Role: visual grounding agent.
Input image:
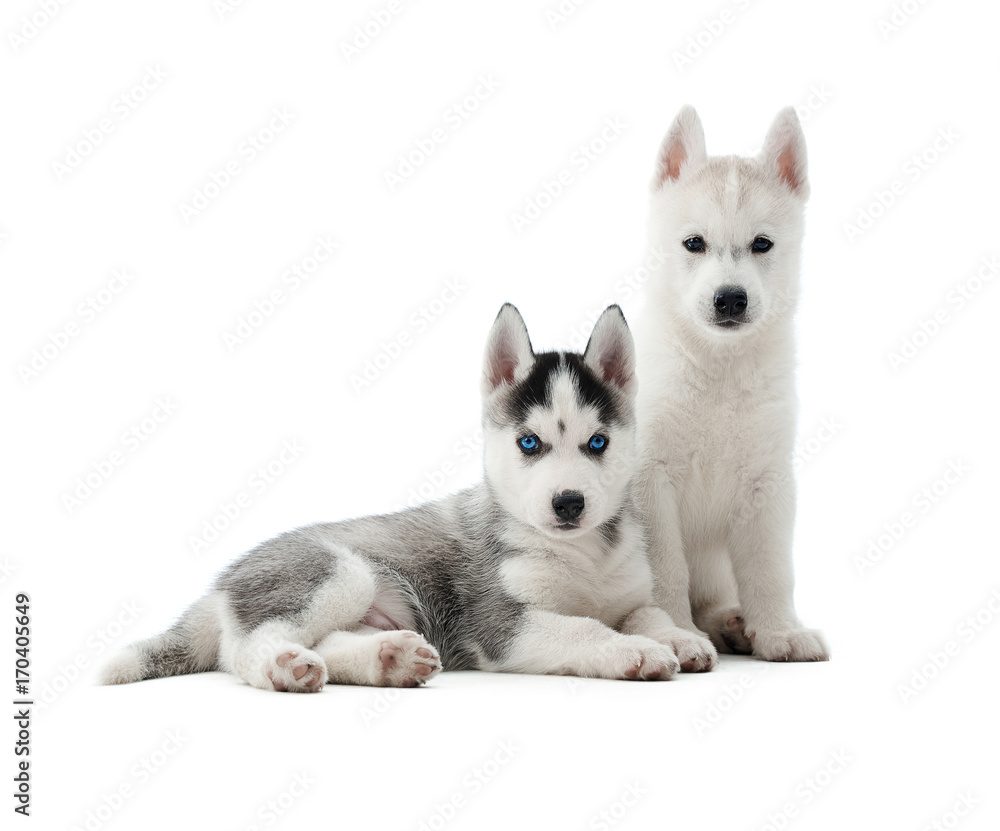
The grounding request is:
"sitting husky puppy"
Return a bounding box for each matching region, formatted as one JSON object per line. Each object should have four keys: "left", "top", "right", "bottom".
{"left": 102, "top": 304, "right": 712, "bottom": 693}
{"left": 635, "top": 107, "right": 830, "bottom": 662}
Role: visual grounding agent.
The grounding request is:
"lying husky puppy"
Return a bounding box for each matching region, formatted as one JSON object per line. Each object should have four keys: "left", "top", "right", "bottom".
{"left": 636, "top": 107, "right": 830, "bottom": 662}
{"left": 102, "top": 304, "right": 712, "bottom": 692}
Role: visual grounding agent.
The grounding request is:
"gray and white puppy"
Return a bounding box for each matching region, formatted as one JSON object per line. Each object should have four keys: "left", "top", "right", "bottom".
{"left": 102, "top": 304, "right": 711, "bottom": 693}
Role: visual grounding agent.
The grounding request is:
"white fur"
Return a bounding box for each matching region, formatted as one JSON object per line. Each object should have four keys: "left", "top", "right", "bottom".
{"left": 636, "top": 107, "right": 829, "bottom": 662}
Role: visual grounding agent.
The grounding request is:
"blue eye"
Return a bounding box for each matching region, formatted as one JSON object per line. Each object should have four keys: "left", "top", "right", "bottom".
{"left": 519, "top": 435, "right": 539, "bottom": 453}
{"left": 588, "top": 435, "right": 607, "bottom": 452}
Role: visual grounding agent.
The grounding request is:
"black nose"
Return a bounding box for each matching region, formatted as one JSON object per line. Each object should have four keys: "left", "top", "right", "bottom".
{"left": 552, "top": 491, "right": 585, "bottom": 522}
{"left": 714, "top": 288, "right": 748, "bottom": 318}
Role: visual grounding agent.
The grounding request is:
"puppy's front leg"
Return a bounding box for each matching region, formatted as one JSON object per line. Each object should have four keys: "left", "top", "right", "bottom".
{"left": 620, "top": 605, "right": 717, "bottom": 672}
{"left": 636, "top": 461, "right": 702, "bottom": 634}
{"left": 729, "top": 468, "right": 829, "bottom": 662}
{"left": 497, "top": 610, "right": 679, "bottom": 680}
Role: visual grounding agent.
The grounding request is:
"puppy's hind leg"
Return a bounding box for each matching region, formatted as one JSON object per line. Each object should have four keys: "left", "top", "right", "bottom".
{"left": 692, "top": 607, "right": 754, "bottom": 655}
{"left": 688, "top": 545, "right": 752, "bottom": 655}
{"left": 227, "top": 623, "right": 329, "bottom": 693}
{"left": 316, "top": 627, "right": 442, "bottom": 688}
{"left": 216, "top": 538, "right": 382, "bottom": 692}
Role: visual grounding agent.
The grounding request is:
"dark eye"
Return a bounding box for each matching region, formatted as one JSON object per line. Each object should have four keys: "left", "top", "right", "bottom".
{"left": 588, "top": 435, "right": 607, "bottom": 453}
{"left": 518, "top": 435, "right": 540, "bottom": 453}
{"left": 684, "top": 236, "right": 706, "bottom": 253}
{"left": 751, "top": 237, "right": 773, "bottom": 253}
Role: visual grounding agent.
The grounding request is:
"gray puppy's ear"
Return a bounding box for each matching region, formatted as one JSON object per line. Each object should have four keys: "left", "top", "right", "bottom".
{"left": 482, "top": 303, "right": 534, "bottom": 396}
{"left": 651, "top": 105, "right": 707, "bottom": 191}
{"left": 758, "top": 107, "right": 810, "bottom": 200}
{"left": 583, "top": 305, "right": 636, "bottom": 398}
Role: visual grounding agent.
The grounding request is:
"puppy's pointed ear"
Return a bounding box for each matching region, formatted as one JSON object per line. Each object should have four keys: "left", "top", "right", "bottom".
{"left": 583, "top": 305, "right": 636, "bottom": 398}
{"left": 482, "top": 304, "right": 534, "bottom": 397}
{"left": 651, "top": 105, "right": 706, "bottom": 191}
{"left": 759, "top": 107, "right": 809, "bottom": 200}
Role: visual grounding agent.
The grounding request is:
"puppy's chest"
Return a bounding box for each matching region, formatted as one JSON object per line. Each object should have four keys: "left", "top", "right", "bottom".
{"left": 499, "top": 540, "right": 650, "bottom": 627}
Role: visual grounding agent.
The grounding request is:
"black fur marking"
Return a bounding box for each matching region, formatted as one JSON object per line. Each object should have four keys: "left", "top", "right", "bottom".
{"left": 215, "top": 534, "right": 336, "bottom": 631}
{"left": 558, "top": 420, "right": 565, "bottom": 434}
{"left": 598, "top": 513, "right": 622, "bottom": 548}
{"left": 503, "top": 351, "right": 622, "bottom": 426}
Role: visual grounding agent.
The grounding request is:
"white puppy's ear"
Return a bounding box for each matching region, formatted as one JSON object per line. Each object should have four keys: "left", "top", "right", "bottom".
{"left": 651, "top": 105, "right": 706, "bottom": 190}
{"left": 583, "top": 305, "right": 636, "bottom": 398}
{"left": 482, "top": 303, "right": 534, "bottom": 396}
{"left": 759, "top": 107, "right": 810, "bottom": 200}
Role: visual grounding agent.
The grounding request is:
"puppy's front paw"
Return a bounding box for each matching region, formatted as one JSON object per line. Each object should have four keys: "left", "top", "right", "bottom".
{"left": 377, "top": 630, "right": 442, "bottom": 687}
{"left": 662, "top": 627, "right": 718, "bottom": 672}
{"left": 752, "top": 628, "right": 830, "bottom": 662}
{"left": 267, "top": 648, "right": 328, "bottom": 692}
{"left": 605, "top": 636, "right": 679, "bottom": 681}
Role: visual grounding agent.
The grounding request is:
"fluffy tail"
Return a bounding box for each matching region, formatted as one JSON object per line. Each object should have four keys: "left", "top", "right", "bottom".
{"left": 100, "top": 596, "right": 221, "bottom": 685}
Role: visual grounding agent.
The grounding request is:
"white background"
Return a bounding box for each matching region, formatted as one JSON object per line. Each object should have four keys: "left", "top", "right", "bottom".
{"left": 4, "top": 0, "right": 999, "bottom": 828}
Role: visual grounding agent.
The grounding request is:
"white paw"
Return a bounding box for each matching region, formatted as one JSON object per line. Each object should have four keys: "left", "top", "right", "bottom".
{"left": 752, "top": 628, "right": 830, "bottom": 662}
{"left": 662, "top": 627, "right": 718, "bottom": 672}
{"left": 602, "top": 635, "right": 680, "bottom": 681}
{"left": 267, "top": 648, "right": 328, "bottom": 692}
{"left": 377, "top": 631, "right": 442, "bottom": 687}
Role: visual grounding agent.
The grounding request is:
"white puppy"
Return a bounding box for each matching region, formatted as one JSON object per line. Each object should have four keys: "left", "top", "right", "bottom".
{"left": 635, "top": 106, "right": 830, "bottom": 662}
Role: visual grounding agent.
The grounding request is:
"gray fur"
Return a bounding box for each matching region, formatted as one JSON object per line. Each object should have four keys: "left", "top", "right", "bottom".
{"left": 215, "top": 530, "right": 337, "bottom": 631}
